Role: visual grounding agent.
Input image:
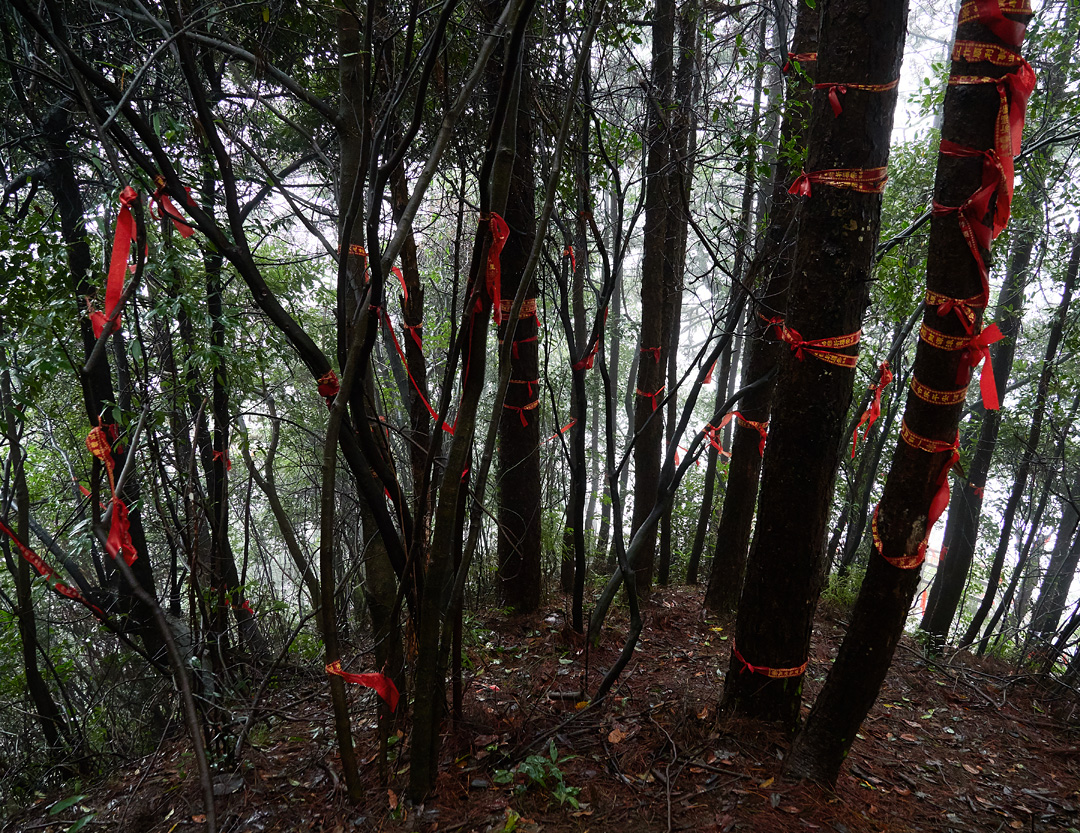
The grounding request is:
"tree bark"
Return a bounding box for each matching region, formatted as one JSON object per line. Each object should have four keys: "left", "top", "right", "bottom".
{"left": 721, "top": 0, "right": 908, "bottom": 727}
{"left": 785, "top": 0, "right": 1033, "bottom": 783}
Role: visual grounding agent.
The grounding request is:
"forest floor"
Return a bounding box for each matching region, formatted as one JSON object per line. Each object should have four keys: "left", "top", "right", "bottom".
{"left": 6, "top": 585, "right": 1080, "bottom": 833}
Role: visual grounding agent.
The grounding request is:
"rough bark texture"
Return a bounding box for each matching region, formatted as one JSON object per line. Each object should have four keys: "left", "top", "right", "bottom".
{"left": 630, "top": 0, "right": 676, "bottom": 596}
{"left": 703, "top": 0, "right": 817, "bottom": 614}
{"left": 721, "top": 0, "right": 907, "bottom": 727}
{"left": 784, "top": 0, "right": 1032, "bottom": 784}
{"left": 497, "top": 61, "right": 542, "bottom": 614}
{"left": 920, "top": 229, "right": 1034, "bottom": 648}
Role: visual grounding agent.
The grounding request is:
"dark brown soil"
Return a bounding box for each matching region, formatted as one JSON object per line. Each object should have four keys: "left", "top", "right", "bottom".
{"left": 7, "top": 586, "right": 1080, "bottom": 833}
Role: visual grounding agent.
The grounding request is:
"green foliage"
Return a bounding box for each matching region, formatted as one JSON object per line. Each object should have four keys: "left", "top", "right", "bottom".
{"left": 494, "top": 740, "right": 581, "bottom": 809}
{"left": 820, "top": 565, "right": 866, "bottom": 614}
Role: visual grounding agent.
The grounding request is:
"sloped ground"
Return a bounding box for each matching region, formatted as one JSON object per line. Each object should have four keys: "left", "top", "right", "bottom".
{"left": 6, "top": 586, "right": 1079, "bottom": 832}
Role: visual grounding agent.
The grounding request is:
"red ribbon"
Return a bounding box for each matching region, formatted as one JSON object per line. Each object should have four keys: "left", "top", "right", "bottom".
{"left": 152, "top": 176, "right": 195, "bottom": 238}
{"left": 378, "top": 308, "right": 454, "bottom": 434}
{"left": 958, "top": 323, "right": 1004, "bottom": 410}
{"left": 572, "top": 338, "right": 600, "bottom": 371}
{"left": 213, "top": 450, "right": 232, "bottom": 471}
{"left": 563, "top": 244, "right": 576, "bottom": 273}
{"left": 974, "top": 0, "right": 1027, "bottom": 46}
{"left": 637, "top": 386, "right": 664, "bottom": 412}
{"left": 95, "top": 187, "right": 139, "bottom": 338}
{"left": 0, "top": 519, "right": 106, "bottom": 616}
{"left": 788, "top": 167, "right": 888, "bottom": 197}
{"left": 940, "top": 140, "right": 1011, "bottom": 239}
{"left": 779, "top": 325, "right": 861, "bottom": 368}
{"left": 405, "top": 324, "right": 423, "bottom": 350}
{"left": 326, "top": 660, "right": 399, "bottom": 712}
{"left": 546, "top": 419, "right": 576, "bottom": 443}
{"left": 932, "top": 183, "right": 995, "bottom": 302}
{"left": 486, "top": 213, "right": 509, "bottom": 324}
{"left": 704, "top": 360, "right": 716, "bottom": 384}
{"left": 703, "top": 413, "right": 735, "bottom": 458}
{"left": 106, "top": 497, "right": 137, "bottom": 566}
{"left": 317, "top": 370, "right": 340, "bottom": 400}
{"left": 815, "top": 79, "right": 899, "bottom": 117}
{"left": 851, "top": 361, "right": 894, "bottom": 459}
{"left": 641, "top": 346, "right": 662, "bottom": 364}
{"left": 392, "top": 266, "right": 408, "bottom": 303}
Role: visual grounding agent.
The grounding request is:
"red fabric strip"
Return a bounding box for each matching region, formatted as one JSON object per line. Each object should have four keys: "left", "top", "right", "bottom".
{"left": 851, "top": 362, "right": 894, "bottom": 458}
{"left": 326, "top": 660, "right": 399, "bottom": 712}
{"left": 486, "top": 214, "right": 510, "bottom": 324}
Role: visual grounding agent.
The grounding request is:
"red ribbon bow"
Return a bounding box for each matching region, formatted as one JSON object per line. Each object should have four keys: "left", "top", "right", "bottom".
{"left": 958, "top": 323, "right": 1004, "bottom": 410}
{"left": 152, "top": 175, "right": 195, "bottom": 238}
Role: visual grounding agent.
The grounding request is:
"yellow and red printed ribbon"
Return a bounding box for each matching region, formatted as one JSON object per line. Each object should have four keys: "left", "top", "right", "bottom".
{"left": 85, "top": 424, "right": 137, "bottom": 566}
{"left": 901, "top": 420, "right": 961, "bottom": 537}
{"left": 788, "top": 166, "right": 888, "bottom": 197}
{"left": 485, "top": 213, "right": 510, "bottom": 324}
{"left": 870, "top": 506, "right": 926, "bottom": 569}
{"left": 958, "top": 0, "right": 1032, "bottom": 47}
{"left": 948, "top": 59, "right": 1036, "bottom": 232}
{"left": 735, "top": 414, "right": 769, "bottom": 457}
{"left": 509, "top": 378, "right": 539, "bottom": 399}
{"left": 851, "top": 361, "right": 893, "bottom": 458}
{"left": 0, "top": 519, "right": 106, "bottom": 616}
{"left": 926, "top": 289, "right": 986, "bottom": 334}
{"left": 326, "top": 660, "right": 399, "bottom": 712}
{"left": 931, "top": 183, "right": 995, "bottom": 302}
{"left": 499, "top": 297, "right": 539, "bottom": 321}
{"left": 957, "top": 323, "right": 1004, "bottom": 409}
{"left": 939, "top": 139, "right": 1012, "bottom": 238}
{"left": 92, "top": 186, "right": 139, "bottom": 339}
{"left": 732, "top": 641, "right": 808, "bottom": 679}
{"left": 637, "top": 386, "right": 665, "bottom": 412}
{"left": 779, "top": 325, "right": 861, "bottom": 368}
{"left": 910, "top": 377, "right": 969, "bottom": 406}
{"left": 151, "top": 175, "right": 195, "bottom": 239}
{"left": 952, "top": 40, "right": 1024, "bottom": 67}
{"left": 814, "top": 79, "right": 899, "bottom": 117}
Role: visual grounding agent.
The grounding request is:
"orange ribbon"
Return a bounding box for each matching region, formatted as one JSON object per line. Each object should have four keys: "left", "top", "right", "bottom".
{"left": 326, "top": 660, "right": 399, "bottom": 712}
{"left": 815, "top": 79, "right": 898, "bottom": 117}
{"left": 788, "top": 167, "right": 888, "bottom": 197}
{"left": 546, "top": 419, "right": 577, "bottom": 443}
{"left": 851, "top": 361, "right": 893, "bottom": 458}
{"left": 486, "top": 213, "right": 510, "bottom": 324}
{"left": 732, "top": 641, "right": 808, "bottom": 679}
{"left": 958, "top": 323, "right": 1004, "bottom": 410}
{"left": 779, "top": 325, "right": 861, "bottom": 368}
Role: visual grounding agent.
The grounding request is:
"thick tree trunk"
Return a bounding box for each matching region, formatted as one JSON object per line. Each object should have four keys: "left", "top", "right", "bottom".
{"left": 785, "top": 0, "right": 1033, "bottom": 783}
{"left": 497, "top": 60, "right": 542, "bottom": 614}
{"left": 703, "top": 0, "right": 817, "bottom": 614}
{"left": 920, "top": 228, "right": 1035, "bottom": 648}
{"left": 630, "top": 0, "right": 676, "bottom": 596}
{"left": 721, "top": 0, "right": 908, "bottom": 727}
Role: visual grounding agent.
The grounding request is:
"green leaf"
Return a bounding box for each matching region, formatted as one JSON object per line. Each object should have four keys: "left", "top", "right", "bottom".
{"left": 50, "top": 795, "right": 87, "bottom": 815}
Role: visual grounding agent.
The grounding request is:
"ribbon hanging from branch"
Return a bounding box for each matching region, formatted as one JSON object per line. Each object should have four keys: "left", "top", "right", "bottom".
{"left": 326, "top": 660, "right": 399, "bottom": 712}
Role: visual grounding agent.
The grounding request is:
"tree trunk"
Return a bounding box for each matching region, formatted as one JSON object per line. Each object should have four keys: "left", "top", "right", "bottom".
{"left": 630, "top": 0, "right": 676, "bottom": 596}
{"left": 703, "top": 0, "right": 818, "bottom": 614}
{"left": 785, "top": 0, "right": 1033, "bottom": 783}
{"left": 497, "top": 59, "right": 542, "bottom": 613}
{"left": 721, "top": 0, "right": 908, "bottom": 728}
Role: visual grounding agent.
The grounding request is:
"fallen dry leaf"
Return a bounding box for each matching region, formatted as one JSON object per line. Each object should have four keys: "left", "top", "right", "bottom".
{"left": 388, "top": 788, "right": 398, "bottom": 810}
{"left": 963, "top": 763, "right": 980, "bottom": 774}
{"left": 759, "top": 777, "right": 774, "bottom": 788}
{"left": 608, "top": 726, "right": 627, "bottom": 744}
